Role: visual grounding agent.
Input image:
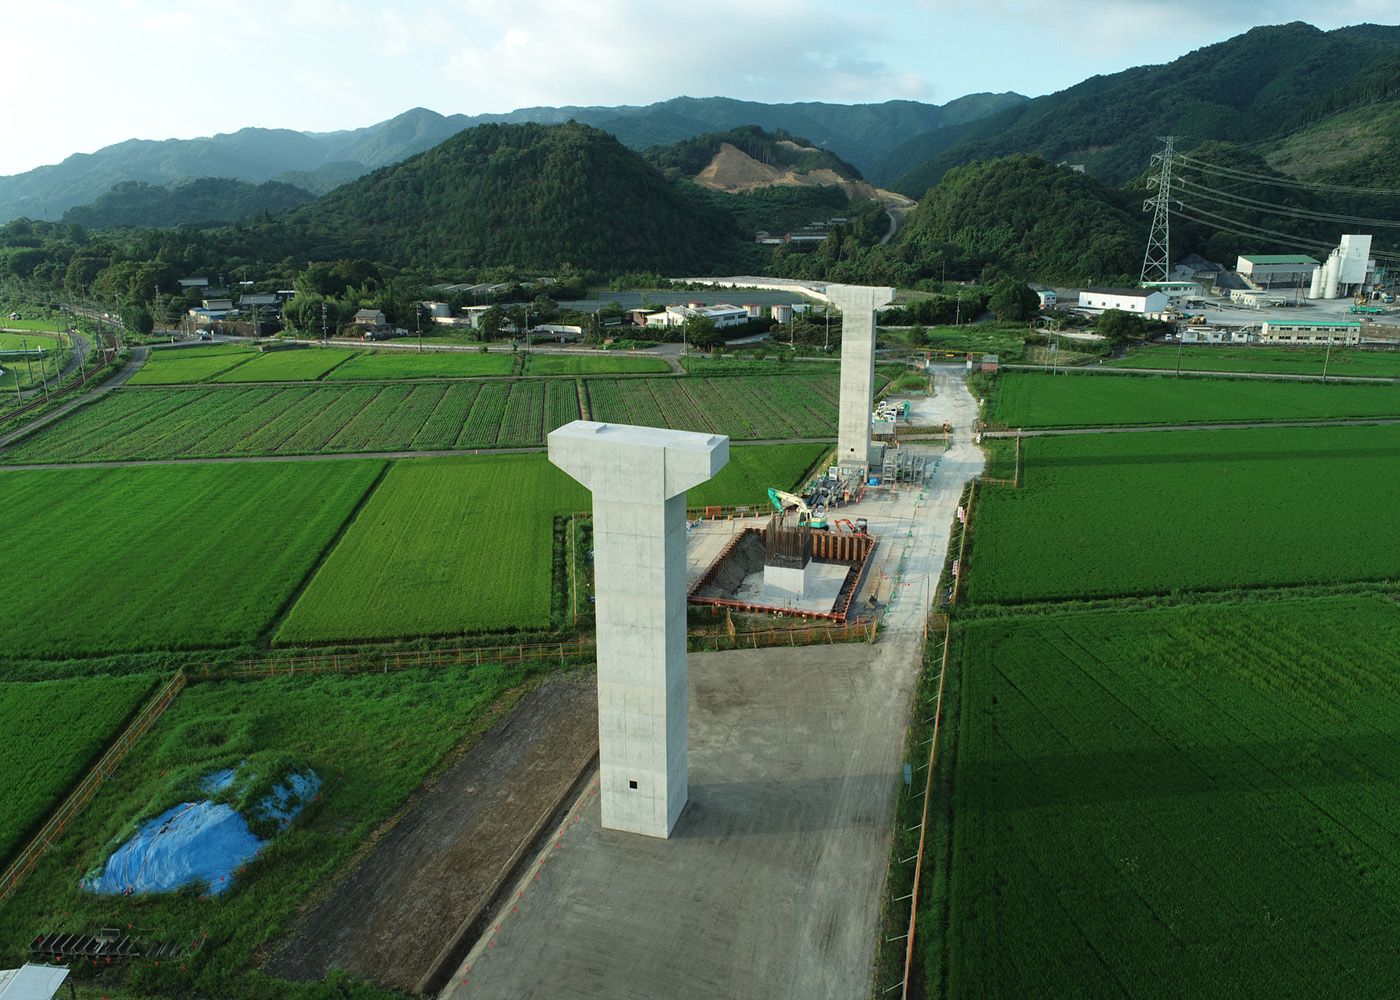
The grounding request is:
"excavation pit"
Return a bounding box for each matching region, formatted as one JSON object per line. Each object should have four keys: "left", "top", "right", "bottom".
{"left": 688, "top": 520, "right": 877, "bottom": 621}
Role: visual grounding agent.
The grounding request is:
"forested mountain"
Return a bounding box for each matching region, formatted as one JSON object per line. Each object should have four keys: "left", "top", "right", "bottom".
{"left": 886, "top": 156, "right": 1143, "bottom": 284}
{"left": 0, "top": 94, "right": 1022, "bottom": 224}
{"left": 233, "top": 122, "right": 748, "bottom": 273}
{"left": 889, "top": 22, "right": 1400, "bottom": 197}
{"left": 62, "top": 178, "right": 316, "bottom": 229}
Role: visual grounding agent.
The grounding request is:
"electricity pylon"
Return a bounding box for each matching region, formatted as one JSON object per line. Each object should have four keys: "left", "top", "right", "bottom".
{"left": 1140, "top": 136, "right": 1176, "bottom": 283}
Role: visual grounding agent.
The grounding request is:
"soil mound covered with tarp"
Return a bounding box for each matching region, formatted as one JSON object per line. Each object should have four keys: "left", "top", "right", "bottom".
{"left": 83, "top": 764, "right": 320, "bottom": 896}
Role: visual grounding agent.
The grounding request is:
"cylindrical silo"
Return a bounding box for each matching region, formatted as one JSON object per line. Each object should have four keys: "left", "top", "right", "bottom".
{"left": 1324, "top": 253, "right": 1341, "bottom": 299}
{"left": 1308, "top": 262, "right": 1325, "bottom": 299}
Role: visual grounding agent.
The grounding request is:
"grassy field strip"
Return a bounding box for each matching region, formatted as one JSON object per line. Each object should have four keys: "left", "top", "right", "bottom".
{"left": 523, "top": 353, "right": 670, "bottom": 376}
{"left": 941, "top": 597, "right": 1400, "bottom": 997}
{"left": 1112, "top": 345, "right": 1400, "bottom": 379}
{"left": 991, "top": 371, "right": 1400, "bottom": 428}
{"left": 127, "top": 346, "right": 257, "bottom": 386}
{"left": 0, "top": 675, "right": 159, "bottom": 864}
{"left": 968, "top": 424, "right": 1400, "bottom": 603}
{"left": 327, "top": 351, "right": 515, "bottom": 380}
{"left": 0, "top": 660, "right": 548, "bottom": 996}
{"left": 584, "top": 373, "right": 837, "bottom": 439}
{"left": 211, "top": 348, "right": 359, "bottom": 382}
{"left": 0, "top": 461, "right": 385, "bottom": 658}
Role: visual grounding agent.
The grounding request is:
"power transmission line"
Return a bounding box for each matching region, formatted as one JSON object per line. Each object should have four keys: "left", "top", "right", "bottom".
{"left": 1174, "top": 153, "right": 1400, "bottom": 198}
{"left": 1170, "top": 200, "right": 1400, "bottom": 262}
{"left": 1140, "top": 136, "right": 1176, "bottom": 282}
{"left": 1173, "top": 176, "right": 1400, "bottom": 229}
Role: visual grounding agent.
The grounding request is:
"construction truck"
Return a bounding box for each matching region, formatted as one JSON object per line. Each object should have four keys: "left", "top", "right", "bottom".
{"left": 767, "top": 488, "right": 828, "bottom": 530}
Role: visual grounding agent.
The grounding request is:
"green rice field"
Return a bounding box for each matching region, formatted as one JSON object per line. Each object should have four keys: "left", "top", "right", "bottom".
{"left": 968, "top": 425, "right": 1400, "bottom": 603}
{"left": 210, "top": 348, "right": 358, "bottom": 382}
{"left": 0, "top": 461, "right": 383, "bottom": 657}
{"left": 523, "top": 353, "right": 670, "bottom": 375}
{"left": 0, "top": 674, "right": 157, "bottom": 863}
{"left": 937, "top": 596, "right": 1400, "bottom": 997}
{"left": 126, "top": 344, "right": 256, "bottom": 385}
{"left": 327, "top": 350, "right": 516, "bottom": 380}
{"left": 0, "top": 660, "right": 546, "bottom": 996}
{"left": 990, "top": 371, "right": 1400, "bottom": 427}
{"left": 1111, "top": 344, "right": 1400, "bottom": 378}
{"left": 275, "top": 444, "right": 821, "bottom": 644}
{"left": 3, "top": 380, "right": 584, "bottom": 462}
{"left": 587, "top": 372, "right": 838, "bottom": 439}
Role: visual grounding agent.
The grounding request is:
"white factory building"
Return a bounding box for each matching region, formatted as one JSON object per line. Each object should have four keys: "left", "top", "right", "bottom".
{"left": 644, "top": 302, "right": 750, "bottom": 330}
{"left": 1077, "top": 288, "right": 1169, "bottom": 315}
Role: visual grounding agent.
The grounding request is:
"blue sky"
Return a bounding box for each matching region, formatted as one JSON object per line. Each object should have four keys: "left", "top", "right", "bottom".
{"left": 0, "top": 0, "right": 1394, "bottom": 176}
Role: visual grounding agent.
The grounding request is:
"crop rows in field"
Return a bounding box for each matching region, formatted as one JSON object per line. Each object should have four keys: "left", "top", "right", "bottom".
{"left": 585, "top": 373, "right": 837, "bottom": 439}
{"left": 968, "top": 424, "right": 1400, "bottom": 603}
{"left": 0, "top": 674, "right": 158, "bottom": 863}
{"left": 0, "top": 461, "right": 383, "bottom": 657}
{"left": 4, "top": 380, "right": 584, "bottom": 462}
{"left": 989, "top": 371, "right": 1400, "bottom": 428}
{"left": 942, "top": 596, "right": 1400, "bottom": 998}
{"left": 326, "top": 351, "right": 515, "bottom": 380}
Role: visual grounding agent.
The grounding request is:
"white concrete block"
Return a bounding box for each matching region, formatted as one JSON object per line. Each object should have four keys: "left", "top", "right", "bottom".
{"left": 548, "top": 421, "right": 729, "bottom": 838}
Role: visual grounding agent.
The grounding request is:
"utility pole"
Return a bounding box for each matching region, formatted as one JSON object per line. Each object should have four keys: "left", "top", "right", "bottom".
{"left": 1140, "top": 136, "right": 1177, "bottom": 284}
{"left": 321, "top": 300, "right": 328, "bottom": 341}
{"left": 1323, "top": 334, "right": 1333, "bottom": 382}
{"left": 955, "top": 292, "right": 962, "bottom": 326}
{"left": 417, "top": 303, "right": 423, "bottom": 353}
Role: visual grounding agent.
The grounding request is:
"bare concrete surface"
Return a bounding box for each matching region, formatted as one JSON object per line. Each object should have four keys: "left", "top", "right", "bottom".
{"left": 439, "top": 369, "right": 984, "bottom": 1000}
{"left": 441, "top": 639, "right": 922, "bottom": 1000}
{"left": 265, "top": 677, "right": 598, "bottom": 993}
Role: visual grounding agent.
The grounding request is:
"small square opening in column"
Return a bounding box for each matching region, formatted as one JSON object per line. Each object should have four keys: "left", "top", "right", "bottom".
{"left": 628, "top": 779, "right": 638, "bottom": 789}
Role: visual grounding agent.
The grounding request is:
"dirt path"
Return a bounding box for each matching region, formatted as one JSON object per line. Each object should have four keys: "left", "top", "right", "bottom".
{"left": 0, "top": 346, "right": 148, "bottom": 450}
{"left": 265, "top": 676, "right": 598, "bottom": 994}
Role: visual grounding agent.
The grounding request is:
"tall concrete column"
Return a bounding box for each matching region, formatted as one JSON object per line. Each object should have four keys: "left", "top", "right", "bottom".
{"left": 827, "top": 283, "right": 895, "bottom": 476}
{"left": 548, "top": 421, "right": 729, "bottom": 838}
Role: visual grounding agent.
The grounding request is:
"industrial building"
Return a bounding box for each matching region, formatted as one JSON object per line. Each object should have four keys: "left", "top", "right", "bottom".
{"left": 644, "top": 303, "right": 750, "bottom": 330}
{"left": 1309, "top": 235, "right": 1376, "bottom": 300}
{"left": 1143, "top": 281, "right": 1204, "bottom": 306}
{"left": 1258, "top": 320, "right": 1362, "bottom": 345}
{"left": 1077, "top": 288, "right": 1169, "bottom": 314}
{"left": 1236, "top": 254, "right": 1319, "bottom": 288}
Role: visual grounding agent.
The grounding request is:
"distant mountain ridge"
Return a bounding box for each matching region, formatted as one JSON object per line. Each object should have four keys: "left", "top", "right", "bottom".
{"left": 62, "top": 178, "right": 316, "bottom": 229}
{"left": 0, "top": 94, "right": 1025, "bottom": 224}
{"left": 888, "top": 22, "right": 1400, "bottom": 197}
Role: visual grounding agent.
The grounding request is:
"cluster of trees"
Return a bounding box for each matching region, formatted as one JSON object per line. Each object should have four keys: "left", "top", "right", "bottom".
{"left": 62, "top": 178, "right": 315, "bottom": 230}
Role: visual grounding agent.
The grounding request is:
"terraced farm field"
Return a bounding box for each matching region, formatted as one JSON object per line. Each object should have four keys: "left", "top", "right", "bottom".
{"left": 0, "top": 461, "right": 383, "bottom": 657}
{"left": 327, "top": 350, "right": 516, "bottom": 380}
{"left": 1111, "top": 344, "right": 1400, "bottom": 378}
{"left": 939, "top": 596, "right": 1400, "bottom": 998}
{"left": 210, "top": 348, "right": 358, "bottom": 382}
{"left": 989, "top": 371, "right": 1400, "bottom": 427}
{"left": 0, "top": 660, "right": 544, "bottom": 997}
{"left": 968, "top": 425, "right": 1400, "bottom": 603}
{"left": 587, "top": 373, "right": 838, "bottom": 439}
{"left": 126, "top": 344, "right": 256, "bottom": 385}
{"left": 3, "top": 381, "right": 583, "bottom": 462}
{"left": 523, "top": 353, "right": 670, "bottom": 375}
{"left": 0, "top": 674, "right": 158, "bottom": 863}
